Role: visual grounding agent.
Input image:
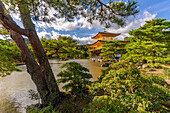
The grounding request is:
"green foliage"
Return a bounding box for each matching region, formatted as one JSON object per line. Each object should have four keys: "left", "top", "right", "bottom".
{"left": 26, "top": 104, "right": 58, "bottom": 113}
{"left": 100, "top": 41, "right": 127, "bottom": 62}
{"left": 164, "top": 68, "right": 170, "bottom": 77}
{"left": 28, "top": 89, "right": 40, "bottom": 100}
{"left": 0, "top": 25, "right": 9, "bottom": 39}
{"left": 123, "top": 19, "right": 170, "bottom": 66}
{"left": 83, "top": 96, "right": 125, "bottom": 113}
{"left": 76, "top": 45, "right": 90, "bottom": 59}
{"left": 3, "top": 0, "right": 139, "bottom": 27}
{"left": 57, "top": 62, "right": 92, "bottom": 93}
{"left": 87, "top": 61, "right": 170, "bottom": 112}
{"left": 128, "top": 18, "right": 170, "bottom": 43}
{"left": 99, "top": 60, "right": 137, "bottom": 82}
{"left": 41, "top": 36, "right": 82, "bottom": 59}
{"left": 27, "top": 92, "right": 92, "bottom": 113}
{"left": 0, "top": 40, "right": 21, "bottom": 76}
{"left": 122, "top": 41, "right": 169, "bottom": 66}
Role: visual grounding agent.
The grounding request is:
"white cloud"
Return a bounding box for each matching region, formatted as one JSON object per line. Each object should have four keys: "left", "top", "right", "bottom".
{"left": 78, "top": 16, "right": 105, "bottom": 30}
{"left": 37, "top": 31, "right": 51, "bottom": 39}
{"left": 72, "top": 35, "right": 95, "bottom": 45}
{"left": 9, "top": 4, "right": 157, "bottom": 43}
{"left": 106, "top": 11, "right": 157, "bottom": 40}
{"left": 37, "top": 30, "right": 71, "bottom": 40}
{"left": 0, "top": 35, "right": 5, "bottom": 39}
{"left": 36, "top": 30, "right": 94, "bottom": 45}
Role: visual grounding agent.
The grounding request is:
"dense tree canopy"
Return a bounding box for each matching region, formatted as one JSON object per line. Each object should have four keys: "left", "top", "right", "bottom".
{"left": 122, "top": 41, "right": 168, "bottom": 66}
{"left": 123, "top": 19, "right": 170, "bottom": 67}
{"left": 126, "top": 18, "right": 170, "bottom": 43}
{"left": 41, "top": 36, "right": 80, "bottom": 58}
{"left": 100, "top": 40, "right": 127, "bottom": 62}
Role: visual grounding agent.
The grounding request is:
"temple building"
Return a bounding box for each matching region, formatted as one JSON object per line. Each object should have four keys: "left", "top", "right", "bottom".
{"left": 88, "top": 30, "right": 121, "bottom": 62}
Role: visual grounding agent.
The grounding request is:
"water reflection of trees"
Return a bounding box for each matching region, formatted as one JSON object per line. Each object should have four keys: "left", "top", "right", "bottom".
{"left": 0, "top": 96, "right": 20, "bottom": 113}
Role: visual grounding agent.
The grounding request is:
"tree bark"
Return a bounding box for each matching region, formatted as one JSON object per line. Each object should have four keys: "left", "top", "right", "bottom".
{"left": 0, "top": 0, "right": 61, "bottom": 106}
{"left": 10, "top": 30, "right": 50, "bottom": 105}
{"left": 18, "top": 2, "right": 61, "bottom": 105}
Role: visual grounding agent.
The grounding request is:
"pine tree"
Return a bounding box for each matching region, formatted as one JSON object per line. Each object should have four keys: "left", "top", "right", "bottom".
{"left": 57, "top": 62, "right": 92, "bottom": 93}
{"left": 123, "top": 19, "right": 170, "bottom": 67}
{"left": 0, "top": 40, "right": 21, "bottom": 76}
{"left": 41, "top": 36, "right": 80, "bottom": 58}
{"left": 100, "top": 40, "right": 127, "bottom": 62}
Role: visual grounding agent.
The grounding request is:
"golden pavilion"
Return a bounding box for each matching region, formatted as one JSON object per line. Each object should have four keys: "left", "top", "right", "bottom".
{"left": 88, "top": 29, "right": 121, "bottom": 62}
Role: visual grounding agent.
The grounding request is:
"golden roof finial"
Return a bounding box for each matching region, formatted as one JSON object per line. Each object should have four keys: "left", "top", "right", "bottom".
{"left": 104, "top": 28, "right": 106, "bottom": 32}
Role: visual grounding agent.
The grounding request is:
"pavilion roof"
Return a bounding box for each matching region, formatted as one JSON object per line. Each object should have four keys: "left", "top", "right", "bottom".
{"left": 91, "top": 32, "right": 121, "bottom": 39}
{"left": 88, "top": 40, "right": 106, "bottom": 47}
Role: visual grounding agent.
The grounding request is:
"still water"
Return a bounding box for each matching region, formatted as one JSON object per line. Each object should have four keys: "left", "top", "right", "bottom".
{"left": 0, "top": 59, "right": 105, "bottom": 113}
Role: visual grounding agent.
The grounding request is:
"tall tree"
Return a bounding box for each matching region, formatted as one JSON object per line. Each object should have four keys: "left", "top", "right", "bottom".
{"left": 0, "top": 0, "right": 139, "bottom": 106}
{"left": 123, "top": 19, "right": 170, "bottom": 67}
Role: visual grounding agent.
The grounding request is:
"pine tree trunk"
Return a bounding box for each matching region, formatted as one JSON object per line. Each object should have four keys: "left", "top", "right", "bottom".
{"left": 0, "top": 1, "right": 61, "bottom": 106}
{"left": 18, "top": 3, "right": 61, "bottom": 105}
{"left": 113, "top": 54, "right": 119, "bottom": 62}
{"left": 10, "top": 30, "right": 51, "bottom": 105}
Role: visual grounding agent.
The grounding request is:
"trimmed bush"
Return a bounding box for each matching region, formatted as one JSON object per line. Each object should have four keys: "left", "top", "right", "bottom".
{"left": 57, "top": 62, "right": 92, "bottom": 93}
{"left": 87, "top": 61, "right": 170, "bottom": 112}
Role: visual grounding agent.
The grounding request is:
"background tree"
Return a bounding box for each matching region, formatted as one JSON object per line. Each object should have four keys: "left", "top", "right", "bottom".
{"left": 0, "top": 0, "right": 139, "bottom": 105}
{"left": 100, "top": 40, "right": 127, "bottom": 62}
{"left": 57, "top": 62, "right": 92, "bottom": 93}
{"left": 126, "top": 18, "right": 170, "bottom": 43}
{"left": 0, "top": 40, "right": 21, "bottom": 76}
{"left": 0, "top": 25, "right": 9, "bottom": 39}
{"left": 123, "top": 18, "right": 170, "bottom": 67}
{"left": 0, "top": 25, "right": 22, "bottom": 76}
{"left": 76, "top": 45, "right": 90, "bottom": 59}
{"left": 41, "top": 36, "right": 80, "bottom": 58}
{"left": 122, "top": 41, "right": 168, "bottom": 67}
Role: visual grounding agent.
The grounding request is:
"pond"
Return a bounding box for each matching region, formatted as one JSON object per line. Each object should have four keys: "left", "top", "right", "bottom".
{"left": 0, "top": 59, "right": 106, "bottom": 113}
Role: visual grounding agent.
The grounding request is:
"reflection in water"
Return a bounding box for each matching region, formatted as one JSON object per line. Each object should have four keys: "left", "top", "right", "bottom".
{"left": 0, "top": 59, "right": 106, "bottom": 113}
{"left": 0, "top": 95, "right": 20, "bottom": 113}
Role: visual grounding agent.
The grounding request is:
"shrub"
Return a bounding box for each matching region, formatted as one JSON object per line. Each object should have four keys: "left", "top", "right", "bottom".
{"left": 83, "top": 96, "right": 125, "bottom": 113}
{"left": 57, "top": 62, "right": 92, "bottom": 93}
{"left": 99, "top": 60, "right": 138, "bottom": 82}
{"left": 164, "top": 68, "right": 170, "bottom": 77}
{"left": 87, "top": 62, "right": 170, "bottom": 112}
{"left": 26, "top": 104, "right": 58, "bottom": 113}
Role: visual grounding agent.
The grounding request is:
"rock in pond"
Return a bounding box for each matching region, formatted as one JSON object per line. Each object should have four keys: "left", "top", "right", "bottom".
{"left": 101, "top": 63, "right": 112, "bottom": 67}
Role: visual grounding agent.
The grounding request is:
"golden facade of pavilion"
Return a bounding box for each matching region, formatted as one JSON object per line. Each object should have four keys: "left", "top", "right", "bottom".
{"left": 88, "top": 31, "right": 121, "bottom": 52}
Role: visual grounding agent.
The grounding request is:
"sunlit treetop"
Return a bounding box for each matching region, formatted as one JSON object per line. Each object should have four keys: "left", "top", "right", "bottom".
{"left": 3, "top": 0, "right": 139, "bottom": 27}
{"left": 40, "top": 36, "right": 80, "bottom": 58}
{"left": 126, "top": 18, "right": 170, "bottom": 42}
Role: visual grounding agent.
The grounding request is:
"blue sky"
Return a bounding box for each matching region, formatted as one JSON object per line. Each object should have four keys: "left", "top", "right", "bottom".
{"left": 137, "top": 0, "right": 170, "bottom": 19}
{"left": 2, "top": 0, "right": 170, "bottom": 44}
